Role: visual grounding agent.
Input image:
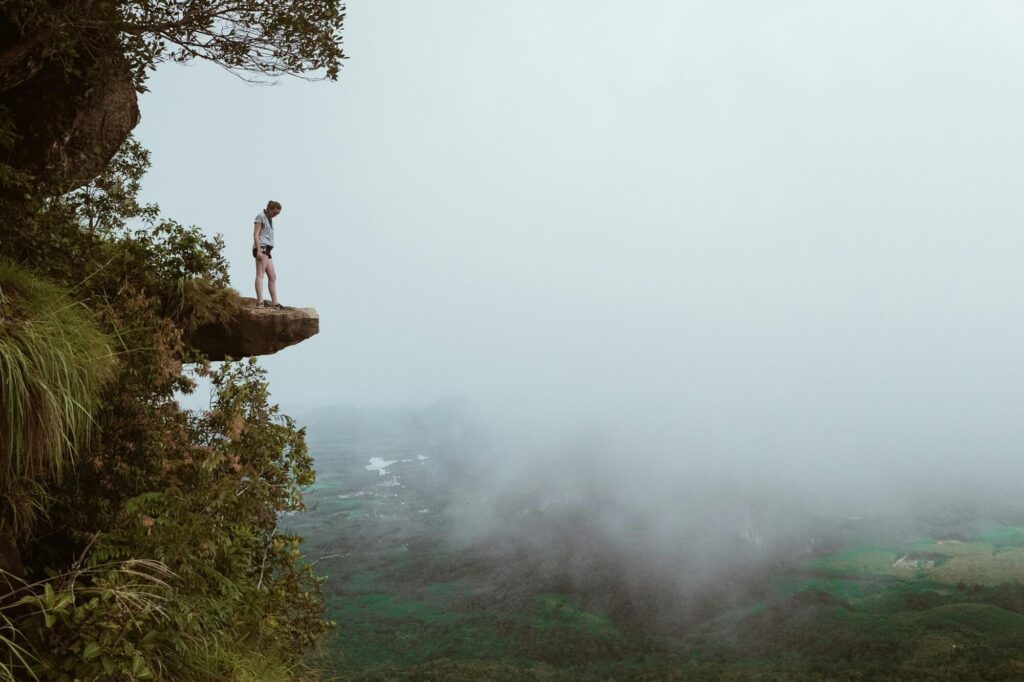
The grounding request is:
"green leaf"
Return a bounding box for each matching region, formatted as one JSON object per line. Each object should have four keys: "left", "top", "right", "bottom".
{"left": 132, "top": 652, "right": 152, "bottom": 679}
{"left": 53, "top": 592, "right": 74, "bottom": 611}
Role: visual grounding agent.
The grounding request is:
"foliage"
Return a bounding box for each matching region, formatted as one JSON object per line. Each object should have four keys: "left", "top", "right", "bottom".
{"left": 117, "top": 0, "right": 347, "bottom": 82}
{"left": 59, "top": 137, "right": 159, "bottom": 236}
{"left": 0, "top": 135, "right": 330, "bottom": 679}
{"left": 1, "top": 0, "right": 346, "bottom": 87}
{"left": 15, "top": 361, "right": 330, "bottom": 680}
{"left": 0, "top": 0, "right": 340, "bottom": 670}
{"left": 0, "top": 107, "right": 30, "bottom": 198}
{"left": 8, "top": 137, "right": 232, "bottom": 339}
{"left": 0, "top": 261, "right": 115, "bottom": 536}
{"left": 1, "top": 558, "right": 175, "bottom": 681}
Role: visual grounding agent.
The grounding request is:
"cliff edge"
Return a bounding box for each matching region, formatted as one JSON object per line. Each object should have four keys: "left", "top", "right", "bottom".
{"left": 187, "top": 296, "right": 319, "bottom": 360}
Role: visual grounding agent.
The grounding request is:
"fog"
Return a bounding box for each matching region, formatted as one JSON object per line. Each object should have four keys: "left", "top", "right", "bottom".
{"left": 145, "top": 0, "right": 1024, "bottom": 507}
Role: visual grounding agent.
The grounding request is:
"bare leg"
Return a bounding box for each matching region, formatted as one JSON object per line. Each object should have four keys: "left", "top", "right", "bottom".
{"left": 266, "top": 258, "right": 278, "bottom": 305}
{"left": 255, "top": 252, "right": 268, "bottom": 303}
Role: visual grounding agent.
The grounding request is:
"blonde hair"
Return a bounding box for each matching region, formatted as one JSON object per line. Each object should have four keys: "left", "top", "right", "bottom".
{"left": 267, "top": 200, "right": 282, "bottom": 211}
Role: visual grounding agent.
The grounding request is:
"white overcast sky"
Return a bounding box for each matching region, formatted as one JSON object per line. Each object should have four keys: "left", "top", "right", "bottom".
{"left": 139, "top": 1, "right": 1024, "bottom": 477}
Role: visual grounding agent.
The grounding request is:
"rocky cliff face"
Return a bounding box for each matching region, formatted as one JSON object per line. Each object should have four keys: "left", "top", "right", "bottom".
{"left": 0, "top": 18, "right": 139, "bottom": 194}
{"left": 48, "top": 63, "right": 140, "bottom": 193}
{"left": 187, "top": 297, "right": 320, "bottom": 360}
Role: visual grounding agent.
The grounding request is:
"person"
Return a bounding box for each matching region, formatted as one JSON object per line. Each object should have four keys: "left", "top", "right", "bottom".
{"left": 253, "top": 200, "right": 285, "bottom": 308}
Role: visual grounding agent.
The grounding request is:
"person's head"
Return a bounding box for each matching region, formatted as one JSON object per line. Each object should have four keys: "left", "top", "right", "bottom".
{"left": 266, "top": 200, "right": 282, "bottom": 218}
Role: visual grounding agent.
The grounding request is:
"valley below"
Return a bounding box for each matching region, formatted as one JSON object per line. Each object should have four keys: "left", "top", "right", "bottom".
{"left": 287, "top": 412, "right": 1024, "bottom": 680}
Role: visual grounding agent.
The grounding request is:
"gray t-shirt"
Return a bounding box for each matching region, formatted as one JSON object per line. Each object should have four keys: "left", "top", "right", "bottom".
{"left": 255, "top": 211, "right": 274, "bottom": 247}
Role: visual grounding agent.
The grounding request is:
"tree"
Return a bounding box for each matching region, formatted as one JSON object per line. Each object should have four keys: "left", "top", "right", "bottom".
{"left": 118, "top": 0, "right": 347, "bottom": 83}
{"left": 1, "top": 0, "right": 346, "bottom": 89}
{"left": 59, "top": 137, "right": 159, "bottom": 235}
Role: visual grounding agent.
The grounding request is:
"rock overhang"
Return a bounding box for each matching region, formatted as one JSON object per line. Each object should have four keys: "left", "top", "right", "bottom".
{"left": 187, "top": 297, "right": 319, "bottom": 360}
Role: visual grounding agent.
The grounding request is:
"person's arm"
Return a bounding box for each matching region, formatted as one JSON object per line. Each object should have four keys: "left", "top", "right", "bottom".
{"left": 253, "top": 220, "right": 262, "bottom": 251}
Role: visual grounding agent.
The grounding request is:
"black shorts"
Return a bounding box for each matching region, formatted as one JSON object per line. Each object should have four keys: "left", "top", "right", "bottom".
{"left": 253, "top": 245, "right": 273, "bottom": 259}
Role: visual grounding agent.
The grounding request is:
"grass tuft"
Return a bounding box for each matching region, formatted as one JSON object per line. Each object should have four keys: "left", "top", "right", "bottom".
{"left": 0, "top": 260, "right": 115, "bottom": 535}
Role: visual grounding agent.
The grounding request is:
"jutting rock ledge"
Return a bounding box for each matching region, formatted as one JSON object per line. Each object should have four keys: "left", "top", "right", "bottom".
{"left": 187, "top": 297, "right": 319, "bottom": 360}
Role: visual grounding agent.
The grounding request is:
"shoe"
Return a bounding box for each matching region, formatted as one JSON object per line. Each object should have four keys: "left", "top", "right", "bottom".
{"left": 270, "top": 302, "right": 292, "bottom": 310}
{"left": 255, "top": 300, "right": 269, "bottom": 308}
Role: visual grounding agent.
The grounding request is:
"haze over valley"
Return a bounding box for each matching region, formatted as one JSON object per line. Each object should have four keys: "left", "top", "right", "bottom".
{"left": 138, "top": 1, "right": 1024, "bottom": 678}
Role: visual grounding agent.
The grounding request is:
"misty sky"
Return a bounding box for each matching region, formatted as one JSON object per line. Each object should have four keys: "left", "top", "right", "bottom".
{"left": 139, "top": 1, "right": 1024, "bottom": 479}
